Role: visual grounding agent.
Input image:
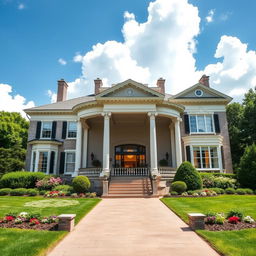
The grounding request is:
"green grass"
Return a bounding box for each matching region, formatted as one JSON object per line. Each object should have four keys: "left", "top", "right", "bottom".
{"left": 161, "top": 195, "right": 256, "bottom": 256}
{"left": 0, "top": 196, "right": 101, "bottom": 256}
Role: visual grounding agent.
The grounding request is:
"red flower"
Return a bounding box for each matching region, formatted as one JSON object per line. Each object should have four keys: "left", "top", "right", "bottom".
{"left": 228, "top": 216, "right": 240, "bottom": 224}
{"left": 29, "top": 218, "right": 40, "bottom": 225}
{"left": 5, "top": 216, "right": 15, "bottom": 221}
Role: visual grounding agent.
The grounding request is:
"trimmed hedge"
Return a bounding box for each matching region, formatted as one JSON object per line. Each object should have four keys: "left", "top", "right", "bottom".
{"left": 200, "top": 172, "right": 236, "bottom": 179}
{"left": 0, "top": 171, "right": 46, "bottom": 189}
{"left": 225, "top": 187, "right": 236, "bottom": 194}
{"left": 26, "top": 188, "right": 38, "bottom": 196}
{"left": 10, "top": 188, "right": 28, "bottom": 196}
{"left": 173, "top": 161, "right": 202, "bottom": 190}
{"left": 54, "top": 185, "right": 73, "bottom": 192}
{"left": 72, "top": 176, "right": 90, "bottom": 193}
{"left": 171, "top": 181, "right": 187, "bottom": 194}
{"left": 0, "top": 188, "right": 12, "bottom": 195}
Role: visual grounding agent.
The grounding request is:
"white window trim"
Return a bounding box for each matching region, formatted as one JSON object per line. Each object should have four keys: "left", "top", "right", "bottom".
{"left": 66, "top": 121, "right": 77, "bottom": 140}
{"left": 41, "top": 121, "right": 53, "bottom": 139}
{"left": 64, "top": 150, "right": 76, "bottom": 174}
{"left": 189, "top": 114, "right": 216, "bottom": 134}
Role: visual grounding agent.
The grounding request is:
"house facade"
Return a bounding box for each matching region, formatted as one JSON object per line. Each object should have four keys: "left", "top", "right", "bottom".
{"left": 24, "top": 75, "right": 233, "bottom": 195}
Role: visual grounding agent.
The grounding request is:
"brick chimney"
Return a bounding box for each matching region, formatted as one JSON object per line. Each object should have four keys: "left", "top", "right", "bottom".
{"left": 57, "top": 79, "right": 68, "bottom": 102}
{"left": 94, "top": 78, "right": 103, "bottom": 95}
{"left": 199, "top": 75, "right": 210, "bottom": 87}
{"left": 157, "top": 78, "right": 165, "bottom": 94}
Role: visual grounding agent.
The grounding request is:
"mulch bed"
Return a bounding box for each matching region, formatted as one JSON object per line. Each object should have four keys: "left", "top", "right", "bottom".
{"left": 0, "top": 221, "right": 58, "bottom": 231}
{"left": 205, "top": 222, "right": 256, "bottom": 231}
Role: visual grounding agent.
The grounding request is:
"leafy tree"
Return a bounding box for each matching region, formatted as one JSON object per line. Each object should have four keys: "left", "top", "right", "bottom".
{"left": 237, "top": 144, "right": 256, "bottom": 190}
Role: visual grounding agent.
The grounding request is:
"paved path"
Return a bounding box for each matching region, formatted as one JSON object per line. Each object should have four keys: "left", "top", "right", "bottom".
{"left": 48, "top": 199, "right": 219, "bottom": 256}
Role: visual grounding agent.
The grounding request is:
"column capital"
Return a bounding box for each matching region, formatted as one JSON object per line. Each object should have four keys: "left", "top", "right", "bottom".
{"left": 101, "top": 112, "right": 112, "bottom": 118}
{"left": 148, "top": 112, "right": 158, "bottom": 118}
{"left": 176, "top": 116, "right": 182, "bottom": 123}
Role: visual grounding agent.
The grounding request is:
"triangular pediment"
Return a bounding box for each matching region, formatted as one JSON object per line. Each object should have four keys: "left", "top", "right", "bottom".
{"left": 96, "top": 79, "right": 164, "bottom": 98}
{"left": 171, "top": 83, "right": 232, "bottom": 101}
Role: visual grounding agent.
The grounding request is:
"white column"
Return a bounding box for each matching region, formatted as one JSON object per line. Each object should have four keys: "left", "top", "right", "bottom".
{"left": 74, "top": 119, "right": 82, "bottom": 176}
{"left": 175, "top": 117, "right": 182, "bottom": 167}
{"left": 148, "top": 112, "right": 158, "bottom": 175}
{"left": 101, "top": 112, "right": 111, "bottom": 176}
{"left": 218, "top": 145, "right": 223, "bottom": 173}
{"left": 82, "top": 123, "right": 89, "bottom": 168}
{"left": 169, "top": 122, "right": 176, "bottom": 167}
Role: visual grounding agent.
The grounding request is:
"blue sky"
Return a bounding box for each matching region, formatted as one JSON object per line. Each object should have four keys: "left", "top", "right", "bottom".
{"left": 0, "top": 0, "right": 256, "bottom": 114}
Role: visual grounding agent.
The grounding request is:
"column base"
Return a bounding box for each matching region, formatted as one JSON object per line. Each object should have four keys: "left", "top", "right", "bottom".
{"left": 100, "top": 169, "right": 110, "bottom": 178}
{"left": 72, "top": 171, "right": 79, "bottom": 177}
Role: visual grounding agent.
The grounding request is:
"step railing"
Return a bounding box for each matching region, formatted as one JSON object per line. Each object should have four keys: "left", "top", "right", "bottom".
{"left": 111, "top": 168, "right": 149, "bottom": 177}
{"left": 78, "top": 168, "right": 102, "bottom": 177}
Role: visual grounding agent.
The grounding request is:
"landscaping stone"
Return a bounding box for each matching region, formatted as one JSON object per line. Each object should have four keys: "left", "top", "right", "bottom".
{"left": 188, "top": 213, "right": 206, "bottom": 230}
{"left": 58, "top": 214, "right": 76, "bottom": 232}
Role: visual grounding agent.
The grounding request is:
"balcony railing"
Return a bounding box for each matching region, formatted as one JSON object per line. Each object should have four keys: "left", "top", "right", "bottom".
{"left": 111, "top": 167, "right": 149, "bottom": 177}
{"left": 158, "top": 167, "right": 176, "bottom": 178}
{"left": 78, "top": 168, "right": 102, "bottom": 177}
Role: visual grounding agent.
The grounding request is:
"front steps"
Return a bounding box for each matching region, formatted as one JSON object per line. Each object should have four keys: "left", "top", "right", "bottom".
{"left": 103, "top": 176, "right": 154, "bottom": 198}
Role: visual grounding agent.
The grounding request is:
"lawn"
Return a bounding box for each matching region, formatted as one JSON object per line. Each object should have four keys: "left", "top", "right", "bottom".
{"left": 161, "top": 195, "right": 256, "bottom": 256}
{"left": 0, "top": 196, "right": 101, "bottom": 256}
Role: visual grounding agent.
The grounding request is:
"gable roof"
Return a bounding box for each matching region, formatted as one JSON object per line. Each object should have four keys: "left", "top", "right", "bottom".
{"left": 96, "top": 79, "right": 165, "bottom": 98}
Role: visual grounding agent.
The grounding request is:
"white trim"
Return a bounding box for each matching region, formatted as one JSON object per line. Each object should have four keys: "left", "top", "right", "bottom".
{"left": 64, "top": 150, "right": 76, "bottom": 174}
{"left": 104, "top": 104, "right": 156, "bottom": 113}
{"left": 184, "top": 105, "right": 226, "bottom": 113}
{"left": 30, "top": 115, "right": 77, "bottom": 121}
{"left": 182, "top": 135, "right": 223, "bottom": 146}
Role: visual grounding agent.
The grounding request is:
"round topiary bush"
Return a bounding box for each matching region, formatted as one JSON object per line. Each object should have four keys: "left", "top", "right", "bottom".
{"left": 72, "top": 176, "right": 90, "bottom": 193}
{"left": 236, "top": 188, "right": 246, "bottom": 195}
{"left": 173, "top": 161, "right": 202, "bottom": 190}
{"left": 245, "top": 188, "right": 253, "bottom": 194}
{"left": 238, "top": 144, "right": 256, "bottom": 190}
{"left": 225, "top": 187, "right": 235, "bottom": 194}
{"left": 27, "top": 188, "right": 38, "bottom": 196}
{"left": 171, "top": 181, "right": 187, "bottom": 194}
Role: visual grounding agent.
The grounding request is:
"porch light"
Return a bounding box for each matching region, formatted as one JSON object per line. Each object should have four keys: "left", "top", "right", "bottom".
{"left": 91, "top": 152, "right": 94, "bottom": 161}
{"left": 165, "top": 152, "right": 169, "bottom": 160}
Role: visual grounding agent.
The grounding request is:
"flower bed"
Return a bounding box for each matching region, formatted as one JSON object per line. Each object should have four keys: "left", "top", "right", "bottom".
{"left": 0, "top": 212, "right": 58, "bottom": 231}
{"left": 204, "top": 211, "right": 256, "bottom": 231}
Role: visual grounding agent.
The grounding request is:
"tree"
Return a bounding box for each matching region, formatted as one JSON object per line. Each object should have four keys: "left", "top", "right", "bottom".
{"left": 226, "top": 102, "right": 244, "bottom": 169}
{"left": 237, "top": 144, "right": 256, "bottom": 190}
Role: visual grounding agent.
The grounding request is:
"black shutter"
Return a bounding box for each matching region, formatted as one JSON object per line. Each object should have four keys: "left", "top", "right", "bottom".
{"left": 49, "top": 151, "right": 55, "bottom": 174}
{"left": 62, "top": 121, "right": 67, "bottom": 139}
{"left": 35, "top": 121, "right": 41, "bottom": 139}
{"left": 214, "top": 114, "right": 221, "bottom": 133}
{"left": 184, "top": 114, "right": 190, "bottom": 134}
{"left": 221, "top": 146, "right": 225, "bottom": 169}
{"left": 186, "top": 146, "right": 191, "bottom": 162}
{"left": 51, "top": 121, "right": 57, "bottom": 139}
{"left": 59, "top": 152, "right": 65, "bottom": 174}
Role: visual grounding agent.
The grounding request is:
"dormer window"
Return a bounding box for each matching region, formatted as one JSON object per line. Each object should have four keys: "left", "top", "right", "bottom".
{"left": 41, "top": 122, "right": 52, "bottom": 138}
{"left": 189, "top": 115, "right": 214, "bottom": 133}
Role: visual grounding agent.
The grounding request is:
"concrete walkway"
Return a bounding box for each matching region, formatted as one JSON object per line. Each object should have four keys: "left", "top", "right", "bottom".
{"left": 48, "top": 199, "right": 219, "bottom": 256}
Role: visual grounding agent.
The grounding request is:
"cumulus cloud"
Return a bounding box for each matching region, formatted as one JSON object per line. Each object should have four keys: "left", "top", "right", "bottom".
{"left": 205, "top": 9, "right": 215, "bottom": 23}
{"left": 0, "top": 83, "right": 35, "bottom": 117}
{"left": 64, "top": 0, "right": 255, "bottom": 102}
{"left": 47, "top": 90, "right": 57, "bottom": 103}
{"left": 58, "top": 58, "right": 67, "bottom": 65}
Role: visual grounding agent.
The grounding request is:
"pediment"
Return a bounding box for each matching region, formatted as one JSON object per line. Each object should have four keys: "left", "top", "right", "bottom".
{"left": 96, "top": 79, "right": 164, "bottom": 98}
{"left": 172, "top": 83, "right": 232, "bottom": 101}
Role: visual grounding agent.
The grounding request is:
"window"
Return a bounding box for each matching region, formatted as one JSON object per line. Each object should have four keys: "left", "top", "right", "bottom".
{"left": 38, "top": 151, "right": 48, "bottom": 172}
{"left": 65, "top": 152, "right": 76, "bottom": 173}
{"left": 189, "top": 115, "right": 214, "bottom": 133}
{"left": 193, "top": 146, "right": 219, "bottom": 169}
{"left": 195, "top": 89, "right": 203, "bottom": 97}
{"left": 32, "top": 151, "right": 36, "bottom": 172}
{"left": 67, "top": 122, "right": 77, "bottom": 138}
{"left": 41, "top": 122, "right": 52, "bottom": 138}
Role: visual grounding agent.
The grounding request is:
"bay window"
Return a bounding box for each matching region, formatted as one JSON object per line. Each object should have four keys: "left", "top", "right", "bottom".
{"left": 189, "top": 115, "right": 214, "bottom": 133}
{"left": 38, "top": 151, "right": 48, "bottom": 172}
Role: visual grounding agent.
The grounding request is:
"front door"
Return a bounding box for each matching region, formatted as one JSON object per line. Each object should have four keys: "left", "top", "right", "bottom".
{"left": 115, "top": 144, "right": 146, "bottom": 168}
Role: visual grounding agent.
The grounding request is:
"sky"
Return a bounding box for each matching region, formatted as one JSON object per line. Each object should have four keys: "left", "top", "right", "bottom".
{"left": 1, "top": 0, "right": 256, "bottom": 116}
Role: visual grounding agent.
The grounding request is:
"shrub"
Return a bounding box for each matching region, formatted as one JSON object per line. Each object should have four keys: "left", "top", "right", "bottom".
{"left": 10, "top": 188, "right": 28, "bottom": 196}
{"left": 225, "top": 188, "right": 235, "bottom": 194}
{"left": 236, "top": 188, "right": 246, "bottom": 195}
{"left": 238, "top": 144, "right": 256, "bottom": 190}
{"left": 187, "top": 190, "right": 193, "bottom": 195}
{"left": 210, "top": 188, "right": 222, "bottom": 194}
{"left": 228, "top": 216, "right": 240, "bottom": 224}
{"left": 213, "top": 176, "right": 236, "bottom": 189}
{"left": 205, "top": 216, "right": 216, "bottom": 225}
{"left": 244, "top": 216, "right": 255, "bottom": 223}
{"left": 54, "top": 185, "right": 73, "bottom": 192}
{"left": 215, "top": 213, "right": 225, "bottom": 225}
{"left": 92, "top": 159, "right": 101, "bottom": 167}
{"left": 170, "top": 191, "right": 178, "bottom": 196}
{"left": 159, "top": 159, "right": 168, "bottom": 166}
{"left": 244, "top": 188, "right": 253, "bottom": 194}
{"left": 173, "top": 161, "right": 202, "bottom": 190}
{"left": 72, "top": 176, "right": 90, "bottom": 193}
{"left": 170, "top": 181, "right": 187, "bottom": 194}
{"left": 39, "top": 190, "right": 46, "bottom": 195}
{"left": 0, "top": 171, "right": 46, "bottom": 189}
{"left": 26, "top": 189, "right": 38, "bottom": 196}
{"left": 200, "top": 173, "right": 215, "bottom": 188}
{"left": 36, "top": 177, "right": 62, "bottom": 191}
{"left": 227, "top": 210, "right": 243, "bottom": 219}
{"left": 0, "top": 188, "right": 12, "bottom": 195}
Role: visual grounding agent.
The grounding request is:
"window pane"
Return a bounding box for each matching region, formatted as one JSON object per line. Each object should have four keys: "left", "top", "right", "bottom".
{"left": 205, "top": 115, "right": 213, "bottom": 132}
{"left": 193, "top": 147, "right": 201, "bottom": 168}
{"left": 68, "top": 122, "right": 77, "bottom": 138}
{"left": 66, "top": 163, "right": 75, "bottom": 172}
{"left": 210, "top": 147, "right": 219, "bottom": 168}
{"left": 65, "top": 152, "right": 75, "bottom": 172}
{"left": 201, "top": 147, "right": 210, "bottom": 168}
{"left": 197, "top": 116, "right": 206, "bottom": 132}
{"left": 190, "top": 115, "right": 197, "bottom": 132}
{"left": 42, "top": 122, "right": 52, "bottom": 138}
{"left": 38, "top": 152, "right": 48, "bottom": 172}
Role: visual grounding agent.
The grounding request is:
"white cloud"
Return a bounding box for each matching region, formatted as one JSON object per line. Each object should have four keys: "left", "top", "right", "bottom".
{"left": 18, "top": 3, "right": 25, "bottom": 10}
{"left": 205, "top": 9, "right": 215, "bottom": 23}
{"left": 73, "top": 53, "right": 83, "bottom": 63}
{"left": 0, "top": 83, "right": 35, "bottom": 118}
{"left": 47, "top": 90, "right": 57, "bottom": 103}
{"left": 58, "top": 58, "right": 67, "bottom": 65}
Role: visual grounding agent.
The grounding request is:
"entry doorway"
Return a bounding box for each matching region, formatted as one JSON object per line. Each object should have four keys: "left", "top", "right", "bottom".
{"left": 115, "top": 144, "right": 146, "bottom": 168}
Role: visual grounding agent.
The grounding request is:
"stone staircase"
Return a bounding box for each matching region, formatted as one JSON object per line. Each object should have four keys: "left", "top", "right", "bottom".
{"left": 103, "top": 176, "right": 153, "bottom": 198}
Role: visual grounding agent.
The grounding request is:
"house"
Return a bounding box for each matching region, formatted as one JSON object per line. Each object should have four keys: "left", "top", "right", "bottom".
{"left": 24, "top": 75, "right": 233, "bottom": 196}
